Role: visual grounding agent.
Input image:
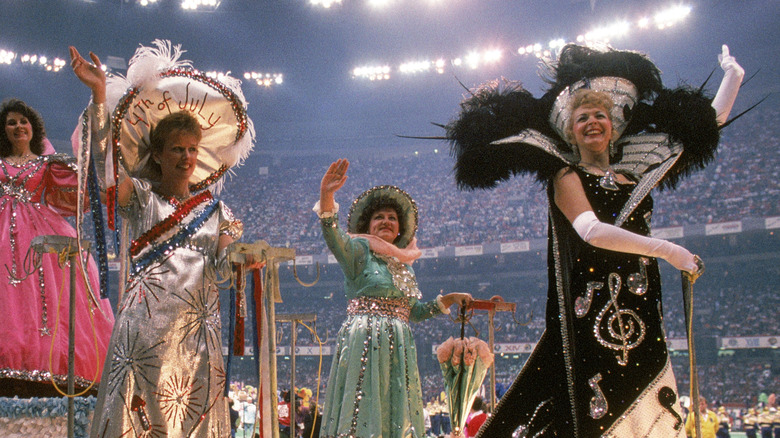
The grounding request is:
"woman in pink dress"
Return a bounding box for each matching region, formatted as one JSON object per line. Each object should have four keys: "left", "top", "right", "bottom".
{"left": 0, "top": 98, "right": 114, "bottom": 397}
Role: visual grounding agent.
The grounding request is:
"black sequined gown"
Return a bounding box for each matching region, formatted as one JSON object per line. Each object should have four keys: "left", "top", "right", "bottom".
{"left": 478, "top": 167, "right": 685, "bottom": 438}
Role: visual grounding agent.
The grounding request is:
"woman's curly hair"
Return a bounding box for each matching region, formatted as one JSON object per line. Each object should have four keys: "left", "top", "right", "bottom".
{"left": 353, "top": 195, "right": 406, "bottom": 245}
{"left": 563, "top": 89, "right": 619, "bottom": 144}
{"left": 0, "top": 99, "right": 46, "bottom": 157}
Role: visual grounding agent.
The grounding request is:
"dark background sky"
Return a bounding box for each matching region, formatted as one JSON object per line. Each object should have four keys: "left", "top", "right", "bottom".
{"left": 1, "top": 0, "right": 777, "bottom": 154}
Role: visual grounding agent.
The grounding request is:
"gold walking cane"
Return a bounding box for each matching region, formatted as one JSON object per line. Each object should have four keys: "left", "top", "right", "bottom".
{"left": 682, "top": 255, "right": 705, "bottom": 438}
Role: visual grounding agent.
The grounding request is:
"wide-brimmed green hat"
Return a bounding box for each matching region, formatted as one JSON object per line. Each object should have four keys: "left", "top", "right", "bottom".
{"left": 347, "top": 185, "right": 418, "bottom": 248}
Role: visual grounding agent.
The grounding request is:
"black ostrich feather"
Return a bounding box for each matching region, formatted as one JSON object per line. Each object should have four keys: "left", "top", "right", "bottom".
{"left": 544, "top": 44, "right": 663, "bottom": 101}
{"left": 445, "top": 80, "right": 565, "bottom": 189}
{"left": 651, "top": 86, "right": 720, "bottom": 190}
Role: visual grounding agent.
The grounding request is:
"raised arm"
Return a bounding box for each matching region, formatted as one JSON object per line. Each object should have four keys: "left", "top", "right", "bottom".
{"left": 553, "top": 168, "right": 698, "bottom": 273}
{"left": 70, "top": 46, "right": 134, "bottom": 207}
{"left": 70, "top": 46, "right": 106, "bottom": 105}
{"left": 711, "top": 44, "right": 744, "bottom": 125}
{"left": 318, "top": 158, "right": 349, "bottom": 215}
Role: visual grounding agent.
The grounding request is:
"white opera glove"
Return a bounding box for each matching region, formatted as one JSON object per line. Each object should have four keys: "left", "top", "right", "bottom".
{"left": 712, "top": 44, "right": 745, "bottom": 125}
{"left": 572, "top": 211, "right": 698, "bottom": 273}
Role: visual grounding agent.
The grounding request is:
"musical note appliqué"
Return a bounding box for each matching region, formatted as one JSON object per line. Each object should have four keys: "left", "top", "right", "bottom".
{"left": 588, "top": 373, "right": 608, "bottom": 419}
{"left": 576, "top": 281, "right": 603, "bottom": 318}
{"left": 627, "top": 257, "right": 650, "bottom": 296}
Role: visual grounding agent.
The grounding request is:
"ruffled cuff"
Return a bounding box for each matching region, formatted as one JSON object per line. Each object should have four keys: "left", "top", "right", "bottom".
{"left": 436, "top": 294, "right": 451, "bottom": 315}
{"left": 314, "top": 200, "right": 340, "bottom": 227}
{"left": 312, "top": 200, "right": 339, "bottom": 218}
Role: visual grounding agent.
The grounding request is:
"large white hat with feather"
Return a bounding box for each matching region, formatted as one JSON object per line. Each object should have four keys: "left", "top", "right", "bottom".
{"left": 106, "top": 39, "right": 254, "bottom": 193}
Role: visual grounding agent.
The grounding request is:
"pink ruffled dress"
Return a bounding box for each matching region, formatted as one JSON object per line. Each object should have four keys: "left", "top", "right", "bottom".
{"left": 0, "top": 154, "right": 114, "bottom": 394}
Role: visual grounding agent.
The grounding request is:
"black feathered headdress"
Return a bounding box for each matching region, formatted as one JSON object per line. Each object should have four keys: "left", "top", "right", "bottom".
{"left": 446, "top": 44, "right": 720, "bottom": 192}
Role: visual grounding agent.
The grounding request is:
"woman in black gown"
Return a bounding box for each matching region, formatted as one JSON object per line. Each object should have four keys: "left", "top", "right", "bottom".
{"left": 445, "top": 44, "right": 744, "bottom": 437}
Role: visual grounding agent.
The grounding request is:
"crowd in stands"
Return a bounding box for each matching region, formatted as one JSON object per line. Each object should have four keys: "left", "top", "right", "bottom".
{"left": 673, "top": 358, "right": 780, "bottom": 409}
{"left": 220, "top": 107, "right": 780, "bottom": 254}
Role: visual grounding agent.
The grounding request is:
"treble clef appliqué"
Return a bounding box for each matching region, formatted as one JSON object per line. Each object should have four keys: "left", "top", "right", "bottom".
{"left": 594, "top": 273, "right": 646, "bottom": 366}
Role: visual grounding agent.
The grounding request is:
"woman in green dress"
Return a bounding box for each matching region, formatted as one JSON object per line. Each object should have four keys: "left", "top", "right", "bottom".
{"left": 315, "top": 158, "right": 471, "bottom": 438}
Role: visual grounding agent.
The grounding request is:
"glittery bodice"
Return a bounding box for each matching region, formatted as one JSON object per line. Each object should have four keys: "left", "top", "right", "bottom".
{"left": 321, "top": 216, "right": 440, "bottom": 321}
{"left": 577, "top": 167, "right": 652, "bottom": 232}
{"left": 1, "top": 158, "right": 46, "bottom": 203}
{"left": 0, "top": 155, "right": 79, "bottom": 209}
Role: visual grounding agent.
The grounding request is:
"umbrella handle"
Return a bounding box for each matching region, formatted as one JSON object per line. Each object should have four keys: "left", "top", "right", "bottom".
{"left": 460, "top": 305, "right": 467, "bottom": 339}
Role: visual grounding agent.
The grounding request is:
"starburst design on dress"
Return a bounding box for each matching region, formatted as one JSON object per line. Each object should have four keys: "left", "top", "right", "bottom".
{"left": 214, "top": 364, "right": 227, "bottom": 394}
{"left": 96, "top": 418, "right": 168, "bottom": 438}
{"left": 155, "top": 374, "right": 204, "bottom": 429}
{"left": 118, "top": 423, "right": 168, "bottom": 438}
{"left": 173, "top": 286, "right": 221, "bottom": 352}
{"left": 107, "top": 322, "right": 164, "bottom": 396}
{"left": 207, "top": 418, "right": 228, "bottom": 438}
{"left": 121, "top": 257, "right": 171, "bottom": 317}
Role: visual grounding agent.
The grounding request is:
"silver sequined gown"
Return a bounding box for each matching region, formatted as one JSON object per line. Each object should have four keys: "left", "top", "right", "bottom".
{"left": 90, "top": 178, "right": 242, "bottom": 438}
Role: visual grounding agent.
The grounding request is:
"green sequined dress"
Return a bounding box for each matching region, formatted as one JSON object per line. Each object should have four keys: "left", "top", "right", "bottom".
{"left": 320, "top": 215, "right": 444, "bottom": 438}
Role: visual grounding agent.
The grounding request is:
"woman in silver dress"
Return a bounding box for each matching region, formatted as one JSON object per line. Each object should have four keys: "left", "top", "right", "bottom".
{"left": 71, "top": 45, "right": 251, "bottom": 437}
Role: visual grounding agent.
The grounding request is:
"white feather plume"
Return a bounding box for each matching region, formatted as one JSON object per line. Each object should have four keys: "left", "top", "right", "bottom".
{"left": 127, "top": 39, "right": 192, "bottom": 87}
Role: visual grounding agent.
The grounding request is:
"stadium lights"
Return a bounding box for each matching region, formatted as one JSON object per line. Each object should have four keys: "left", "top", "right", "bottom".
{"left": 399, "top": 60, "right": 432, "bottom": 74}
{"left": 243, "top": 71, "right": 284, "bottom": 87}
{"left": 204, "top": 70, "right": 284, "bottom": 88}
{"left": 352, "top": 65, "right": 391, "bottom": 81}
{"left": 434, "top": 58, "right": 446, "bottom": 74}
{"left": 579, "top": 20, "right": 631, "bottom": 43}
{"left": 368, "top": 0, "right": 390, "bottom": 8}
{"left": 137, "top": 0, "right": 159, "bottom": 6}
{"left": 0, "top": 50, "right": 16, "bottom": 65}
{"left": 6, "top": 51, "right": 68, "bottom": 72}
{"left": 181, "top": 0, "right": 221, "bottom": 11}
{"left": 310, "top": 0, "right": 343, "bottom": 8}
{"left": 654, "top": 5, "right": 691, "bottom": 29}
{"left": 516, "top": 43, "right": 543, "bottom": 57}
{"left": 352, "top": 3, "right": 692, "bottom": 82}
{"left": 2, "top": 47, "right": 284, "bottom": 82}
{"left": 548, "top": 38, "right": 566, "bottom": 50}
{"left": 482, "top": 49, "right": 502, "bottom": 64}
{"left": 465, "top": 51, "right": 481, "bottom": 69}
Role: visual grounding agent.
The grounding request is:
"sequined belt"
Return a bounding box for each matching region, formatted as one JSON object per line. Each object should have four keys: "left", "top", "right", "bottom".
{"left": 347, "top": 297, "right": 411, "bottom": 322}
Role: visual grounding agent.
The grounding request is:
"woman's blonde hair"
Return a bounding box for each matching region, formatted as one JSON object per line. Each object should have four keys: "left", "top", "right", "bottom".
{"left": 563, "top": 89, "right": 619, "bottom": 144}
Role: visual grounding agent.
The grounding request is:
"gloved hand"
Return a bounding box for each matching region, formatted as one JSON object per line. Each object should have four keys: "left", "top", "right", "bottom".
{"left": 712, "top": 44, "right": 745, "bottom": 125}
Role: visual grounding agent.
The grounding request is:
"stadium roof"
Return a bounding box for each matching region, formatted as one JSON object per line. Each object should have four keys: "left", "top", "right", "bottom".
{"left": 1, "top": 0, "right": 777, "bottom": 153}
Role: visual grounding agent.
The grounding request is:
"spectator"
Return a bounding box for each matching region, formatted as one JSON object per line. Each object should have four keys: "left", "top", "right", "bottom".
{"left": 686, "top": 396, "right": 719, "bottom": 438}
{"left": 465, "top": 396, "right": 487, "bottom": 438}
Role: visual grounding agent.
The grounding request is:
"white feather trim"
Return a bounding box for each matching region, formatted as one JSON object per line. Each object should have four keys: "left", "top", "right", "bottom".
{"left": 127, "top": 39, "right": 192, "bottom": 87}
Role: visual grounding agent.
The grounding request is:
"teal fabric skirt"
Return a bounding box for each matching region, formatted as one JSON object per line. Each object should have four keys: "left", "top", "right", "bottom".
{"left": 322, "top": 312, "right": 425, "bottom": 438}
